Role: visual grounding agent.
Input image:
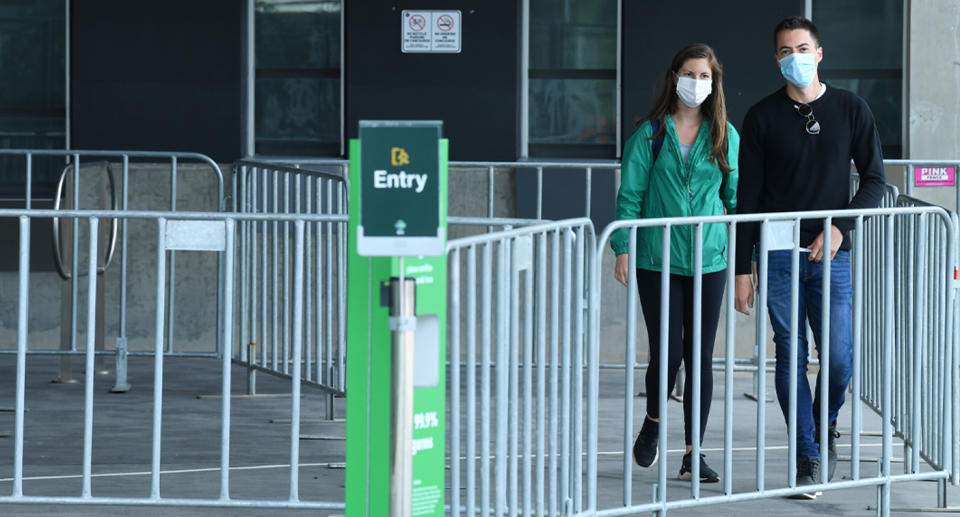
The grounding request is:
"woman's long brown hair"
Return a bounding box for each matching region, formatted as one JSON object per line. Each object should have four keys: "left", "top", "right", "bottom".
{"left": 635, "top": 43, "right": 732, "bottom": 173}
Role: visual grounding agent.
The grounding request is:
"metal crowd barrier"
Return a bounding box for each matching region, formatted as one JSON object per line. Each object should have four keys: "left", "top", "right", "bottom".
{"left": 0, "top": 150, "right": 224, "bottom": 392}
{"left": 581, "top": 206, "right": 958, "bottom": 517}
{"left": 230, "top": 158, "right": 557, "bottom": 424}
{"left": 446, "top": 218, "right": 596, "bottom": 517}
{"left": 744, "top": 177, "right": 900, "bottom": 392}
{"left": 233, "top": 159, "right": 349, "bottom": 418}
{"left": 892, "top": 195, "right": 960, "bottom": 484}
{"left": 255, "top": 156, "right": 621, "bottom": 222}
{"left": 0, "top": 208, "right": 342, "bottom": 511}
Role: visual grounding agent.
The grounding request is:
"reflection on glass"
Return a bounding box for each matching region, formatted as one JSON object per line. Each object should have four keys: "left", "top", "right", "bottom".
{"left": 530, "top": 79, "right": 615, "bottom": 145}
{"left": 256, "top": 78, "right": 338, "bottom": 142}
{"left": 814, "top": 0, "right": 903, "bottom": 70}
{"left": 530, "top": 0, "right": 616, "bottom": 155}
{"left": 813, "top": 0, "right": 903, "bottom": 157}
{"left": 531, "top": 22, "right": 616, "bottom": 70}
{"left": 0, "top": 0, "right": 66, "bottom": 197}
{"left": 826, "top": 78, "right": 901, "bottom": 154}
{"left": 256, "top": 0, "right": 340, "bottom": 69}
{"left": 255, "top": 0, "right": 341, "bottom": 155}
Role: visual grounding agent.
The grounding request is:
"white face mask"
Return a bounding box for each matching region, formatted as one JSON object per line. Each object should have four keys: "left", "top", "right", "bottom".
{"left": 676, "top": 76, "right": 712, "bottom": 108}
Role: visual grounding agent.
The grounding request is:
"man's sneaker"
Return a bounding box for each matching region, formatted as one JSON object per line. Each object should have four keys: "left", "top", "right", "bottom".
{"left": 632, "top": 417, "right": 659, "bottom": 468}
{"left": 789, "top": 455, "right": 822, "bottom": 499}
{"left": 815, "top": 421, "right": 840, "bottom": 481}
{"left": 678, "top": 452, "right": 720, "bottom": 483}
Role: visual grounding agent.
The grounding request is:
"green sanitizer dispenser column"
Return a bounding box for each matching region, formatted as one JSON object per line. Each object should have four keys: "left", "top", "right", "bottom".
{"left": 345, "top": 121, "right": 448, "bottom": 517}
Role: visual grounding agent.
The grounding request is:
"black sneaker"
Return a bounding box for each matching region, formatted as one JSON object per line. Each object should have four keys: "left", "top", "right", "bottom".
{"left": 632, "top": 417, "right": 659, "bottom": 468}
{"left": 790, "top": 455, "right": 822, "bottom": 499}
{"left": 678, "top": 452, "right": 719, "bottom": 483}
{"left": 815, "top": 421, "right": 840, "bottom": 481}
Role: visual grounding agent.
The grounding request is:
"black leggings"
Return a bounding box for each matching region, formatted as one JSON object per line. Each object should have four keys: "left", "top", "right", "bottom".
{"left": 636, "top": 268, "right": 726, "bottom": 446}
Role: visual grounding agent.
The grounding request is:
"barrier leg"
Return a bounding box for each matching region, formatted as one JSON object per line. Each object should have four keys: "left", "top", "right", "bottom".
{"left": 672, "top": 365, "right": 684, "bottom": 401}
{"left": 95, "top": 271, "right": 109, "bottom": 375}
{"left": 743, "top": 347, "right": 772, "bottom": 402}
{"left": 110, "top": 337, "right": 131, "bottom": 392}
{"left": 247, "top": 342, "right": 257, "bottom": 395}
{"left": 938, "top": 479, "right": 947, "bottom": 508}
{"left": 54, "top": 279, "right": 76, "bottom": 384}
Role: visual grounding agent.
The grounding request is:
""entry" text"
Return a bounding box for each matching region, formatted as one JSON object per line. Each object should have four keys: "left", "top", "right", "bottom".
{"left": 374, "top": 170, "right": 427, "bottom": 193}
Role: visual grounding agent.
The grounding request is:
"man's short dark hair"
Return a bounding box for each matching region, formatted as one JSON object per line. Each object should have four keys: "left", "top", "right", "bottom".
{"left": 774, "top": 16, "right": 821, "bottom": 51}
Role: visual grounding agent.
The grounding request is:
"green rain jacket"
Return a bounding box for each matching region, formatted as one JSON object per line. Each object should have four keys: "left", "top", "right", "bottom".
{"left": 611, "top": 115, "right": 739, "bottom": 276}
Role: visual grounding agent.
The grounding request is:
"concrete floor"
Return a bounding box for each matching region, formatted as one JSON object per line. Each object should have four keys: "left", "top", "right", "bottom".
{"left": 0, "top": 356, "right": 956, "bottom": 516}
{"left": 586, "top": 369, "right": 960, "bottom": 516}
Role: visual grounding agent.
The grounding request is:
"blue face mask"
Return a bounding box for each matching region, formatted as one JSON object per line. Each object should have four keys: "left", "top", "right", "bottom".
{"left": 779, "top": 52, "right": 817, "bottom": 87}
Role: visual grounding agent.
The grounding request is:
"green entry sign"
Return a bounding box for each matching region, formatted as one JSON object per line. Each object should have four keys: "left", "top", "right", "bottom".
{"left": 358, "top": 120, "right": 444, "bottom": 256}
{"left": 346, "top": 128, "right": 448, "bottom": 517}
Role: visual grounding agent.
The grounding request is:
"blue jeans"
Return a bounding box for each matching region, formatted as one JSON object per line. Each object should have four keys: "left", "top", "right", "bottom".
{"left": 765, "top": 250, "right": 853, "bottom": 460}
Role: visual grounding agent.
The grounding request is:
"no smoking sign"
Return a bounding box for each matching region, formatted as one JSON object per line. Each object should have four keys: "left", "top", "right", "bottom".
{"left": 402, "top": 10, "right": 461, "bottom": 53}
{"left": 436, "top": 14, "right": 454, "bottom": 31}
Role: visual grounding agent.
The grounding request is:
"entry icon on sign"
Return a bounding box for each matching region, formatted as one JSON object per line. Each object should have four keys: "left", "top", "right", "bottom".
{"left": 391, "top": 147, "right": 410, "bottom": 166}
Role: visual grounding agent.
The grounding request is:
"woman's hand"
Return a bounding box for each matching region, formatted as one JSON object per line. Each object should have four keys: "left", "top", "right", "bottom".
{"left": 614, "top": 254, "right": 630, "bottom": 286}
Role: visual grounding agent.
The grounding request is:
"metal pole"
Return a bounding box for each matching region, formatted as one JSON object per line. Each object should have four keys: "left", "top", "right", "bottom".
{"left": 788, "top": 219, "right": 800, "bottom": 487}
{"left": 756, "top": 221, "right": 769, "bottom": 491}
{"left": 56, "top": 166, "right": 76, "bottom": 384}
{"left": 81, "top": 217, "right": 99, "bottom": 497}
{"left": 288, "top": 220, "right": 305, "bottom": 501}
{"left": 450, "top": 248, "right": 461, "bottom": 517}
{"left": 623, "top": 229, "right": 637, "bottom": 504}
{"left": 221, "top": 219, "right": 237, "bottom": 500}
{"left": 14, "top": 216, "right": 31, "bottom": 497}
{"left": 112, "top": 156, "right": 131, "bottom": 393}
{"left": 466, "top": 245, "right": 478, "bottom": 517}
{"left": 390, "top": 270, "right": 415, "bottom": 517}
{"left": 166, "top": 158, "right": 177, "bottom": 354}
{"left": 151, "top": 218, "right": 168, "bottom": 499}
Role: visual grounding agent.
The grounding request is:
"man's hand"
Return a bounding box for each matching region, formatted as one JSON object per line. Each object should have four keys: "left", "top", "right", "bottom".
{"left": 614, "top": 254, "right": 630, "bottom": 286}
{"left": 734, "top": 267, "right": 757, "bottom": 315}
{"left": 808, "top": 225, "right": 843, "bottom": 262}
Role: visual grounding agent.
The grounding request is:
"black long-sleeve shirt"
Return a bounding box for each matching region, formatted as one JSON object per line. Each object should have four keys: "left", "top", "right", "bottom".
{"left": 734, "top": 84, "right": 886, "bottom": 275}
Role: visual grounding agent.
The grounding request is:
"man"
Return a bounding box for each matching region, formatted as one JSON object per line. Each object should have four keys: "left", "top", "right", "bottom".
{"left": 734, "top": 16, "right": 886, "bottom": 497}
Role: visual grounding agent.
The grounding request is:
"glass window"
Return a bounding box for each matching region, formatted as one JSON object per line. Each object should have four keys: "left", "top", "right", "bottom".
{"left": 255, "top": 0, "right": 341, "bottom": 156}
{"left": 529, "top": 0, "right": 617, "bottom": 158}
{"left": 814, "top": 0, "right": 903, "bottom": 157}
{"left": 0, "top": 0, "right": 66, "bottom": 198}
{"left": 529, "top": 78, "right": 616, "bottom": 156}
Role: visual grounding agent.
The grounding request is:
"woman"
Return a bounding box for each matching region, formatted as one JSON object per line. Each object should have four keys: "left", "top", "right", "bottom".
{"left": 611, "top": 43, "right": 738, "bottom": 483}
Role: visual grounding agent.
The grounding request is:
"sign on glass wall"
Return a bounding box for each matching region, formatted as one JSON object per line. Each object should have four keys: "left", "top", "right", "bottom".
{"left": 401, "top": 10, "right": 461, "bottom": 53}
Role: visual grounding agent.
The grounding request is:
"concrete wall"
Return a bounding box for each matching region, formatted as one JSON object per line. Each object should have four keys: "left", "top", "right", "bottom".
{"left": 907, "top": 0, "right": 960, "bottom": 211}
{"left": 0, "top": 162, "right": 226, "bottom": 354}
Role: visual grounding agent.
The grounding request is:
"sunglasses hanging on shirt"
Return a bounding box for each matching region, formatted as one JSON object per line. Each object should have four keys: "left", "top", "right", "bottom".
{"left": 794, "top": 103, "right": 821, "bottom": 135}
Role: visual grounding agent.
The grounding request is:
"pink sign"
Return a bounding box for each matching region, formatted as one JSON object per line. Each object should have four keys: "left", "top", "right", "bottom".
{"left": 914, "top": 166, "right": 956, "bottom": 187}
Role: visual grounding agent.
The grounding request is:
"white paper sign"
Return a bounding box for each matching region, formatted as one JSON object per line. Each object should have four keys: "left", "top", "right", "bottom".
{"left": 402, "top": 10, "right": 461, "bottom": 53}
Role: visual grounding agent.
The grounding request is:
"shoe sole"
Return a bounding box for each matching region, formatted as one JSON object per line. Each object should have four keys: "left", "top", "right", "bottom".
{"left": 678, "top": 472, "right": 720, "bottom": 483}
{"left": 787, "top": 488, "right": 824, "bottom": 500}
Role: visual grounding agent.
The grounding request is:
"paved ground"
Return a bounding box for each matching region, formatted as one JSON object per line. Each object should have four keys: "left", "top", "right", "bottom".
{"left": 0, "top": 356, "right": 956, "bottom": 516}
{"left": 588, "top": 368, "right": 960, "bottom": 516}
